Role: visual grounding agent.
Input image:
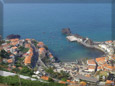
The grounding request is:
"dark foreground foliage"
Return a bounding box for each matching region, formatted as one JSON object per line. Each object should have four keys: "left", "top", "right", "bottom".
{"left": 0, "top": 76, "right": 66, "bottom": 86}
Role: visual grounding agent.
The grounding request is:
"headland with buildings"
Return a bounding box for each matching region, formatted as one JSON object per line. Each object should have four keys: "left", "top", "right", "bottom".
{"left": 0, "top": 30, "right": 115, "bottom": 86}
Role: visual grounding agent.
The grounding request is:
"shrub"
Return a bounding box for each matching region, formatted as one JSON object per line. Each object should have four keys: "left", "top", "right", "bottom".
{"left": 18, "top": 46, "right": 29, "bottom": 53}
{"left": 0, "top": 76, "right": 66, "bottom": 86}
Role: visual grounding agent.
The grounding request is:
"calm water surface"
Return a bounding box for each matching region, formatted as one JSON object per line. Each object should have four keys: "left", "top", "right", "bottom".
{"left": 4, "top": 4, "right": 112, "bottom": 61}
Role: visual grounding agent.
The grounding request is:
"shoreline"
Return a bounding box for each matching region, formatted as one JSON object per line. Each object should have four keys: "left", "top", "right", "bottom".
{"left": 62, "top": 28, "right": 114, "bottom": 57}
{"left": 0, "top": 33, "right": 115, "bottom": 85}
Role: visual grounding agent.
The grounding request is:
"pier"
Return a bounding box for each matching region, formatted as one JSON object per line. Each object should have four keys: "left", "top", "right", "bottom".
{"left": 62, "top": 28, "right": 114, "bottom": 56}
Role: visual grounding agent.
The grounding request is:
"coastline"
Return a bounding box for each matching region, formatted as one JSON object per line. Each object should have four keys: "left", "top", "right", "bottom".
{"left": 0, "top": 34, "right": 115, "bottom": 86}
{"left": 62, "top": 28, "right": 114, "bottom": 56}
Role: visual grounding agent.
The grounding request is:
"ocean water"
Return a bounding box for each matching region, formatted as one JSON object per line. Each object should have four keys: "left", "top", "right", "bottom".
{"left": 4, "top": 3, "right": 112, "bottom": 61}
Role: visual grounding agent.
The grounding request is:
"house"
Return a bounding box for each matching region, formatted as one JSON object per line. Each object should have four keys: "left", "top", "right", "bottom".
{"left": 106, "top": 80, "right": 114, "bottom": 85}
{"left": 24, "top": 48, "right": 33, "bottom": 65}
{"left": 67, "top": 80, "right": 76, "bottom": 84}
{"left": 25, "top": 38, "right": 31, "bottom": 43}
{"left": 76, "top": 74, "right": 98, "bottom": 85}
{"left": 19, "top": 40, "right": 24, "bottom": 46}
{"left": 80, "top": 81, "right": 87, "bottom": 86}
{"left": 49, "top": 53, "right": 53, "bottom": 58}
{"left": 18, "top": 67, "right": 22, "bottom": 70}
{"left": 109, "top": 55, "right": 115, "bottom": 60}
{"left": 24, "top": 56, "right": 31, "bottom": 65}
{"left": 97, "top": 66, "right": 103, "bottom": 71}
{"left": 41, "top": 76, "right": 49, "bottom": 80}
{"left": 10, "top": 46, "right": 18, "bottom": 53}
{"left": 39, "top": 47, "right": 46, "bottom": 57}
{"left": 7, "top": 67, "right": 12, "bottom": 71}
{"left": 59, "top": 81, "right": 66, "bottom": 84}
{"left": 105, "top": 40, "right": 113, "bottom": 44}
{"left": 10, "top": 38, "right": 19, "bottom": 46}
{"left": 96, "top": 57, "right": 107, "bottom": 65}
{"left": 13, "top": 51, "right": 17, "bottom": 55}
{"left": 85, "top": 74, "right": 91, "bottom": 77}
{"left": 7, "top": 59, "right": 13, "bottom": 63}
{"left": 34, "top": 71, "right": 40, "bottom": 75}
{"left": 87, "top": 59, "right": 96, "bottom": 66}
{"left": 12, "top": 65, "right": 16, "bottom": 69}
{"left": 103, "top": 64, "right": 114, "bottom": 71}
{"left": 25, "top": 43, "right": 31, "bottom": 48}
{"left": 2, "top": 44, "right": 10, "bottom": 51}
{"left": 99, "top": 44, "right": 107, "bottom": 50}
{"left": 37, "top": 42, "right": 44, "bottom": 47}
{"left": 87, "top": 65, "right": 96, "bottom": 72}
{"left": 97, "top": 63, "right": 114, "bottom": 71}
{"left": 9, "top": 54, "right": 15, "bottom": 58}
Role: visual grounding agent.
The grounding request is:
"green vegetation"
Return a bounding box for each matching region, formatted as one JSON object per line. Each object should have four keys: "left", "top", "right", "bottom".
{"left": 0, "top": 40, "right": 5, "bottom": 45}
{"left": 45, "top": 67, "right": 69, "bottom": 81}
{"left": 15, "top": 57, "right": 24, "bottom": 67}
{"left": 18, "top": 46, "right": 29, "bottom": 53}
{"left": 99, "top": 71, "right": 108, "bottom": 77}
{"left": 97, "top": 71, "right": 109, "bottom": 81}
{"left": 32, "top": 40, "right": 38, "bottom": 47}
{"left": 48, "top": 77, "right": 54, "bottom": 82}
{"left": 0, "top": 49, "right": 10, "bottom": 59}
{"left": 6, "top": 41, "right": 11, "bottom": 44}
{"left": 0, "top": 62, "right": 8, "bottom": 67}
{"left": 61, "top": 78, "right": 67, "bottom": 82}
{"left": 12, "top": 68, "right": 20, "bottom": 73}
{"left": 19, "top": 66, "right": 34, "bottom": 76}
{"left": 0, "top": 62, "right": 9, "bottom": 72}
{"left": 0, "top": 76, "right": 65, "bottom": 86}
{"left": 44, "top": 45, "right": 49, "bottom": 50}
{"left": 0, "top": 67, "right": 9, "bottom": 72}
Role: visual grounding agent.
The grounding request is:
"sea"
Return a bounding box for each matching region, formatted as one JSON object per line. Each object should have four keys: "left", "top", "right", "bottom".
{"left": 4, "top": 3, "right": 112, "bottom": 62}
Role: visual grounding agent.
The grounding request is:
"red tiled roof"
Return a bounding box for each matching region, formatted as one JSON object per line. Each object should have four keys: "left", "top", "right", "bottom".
{"left": 12, "top": 46, "right": 17, "bottom": 49}
{"left": 59, "top": 81, "right": 66, "bottom": 84}
{"left": 10, "top": 39, "right": 19, "bottom": 46}
{"left": 7, "top": 59, "right": 13, "bottom": 63}
{"left": 37, "top": 42, "right": 44, "bottom": 47}
{"left": 106, "top": 80, "right": 114, "bottom": 84}
{"left": 88, "top": 65, "right": 95, "bottom": 69}
{"left": 96, "top": 57, "right": 107, "bottom": 64}
{"left": 41, "top": 76, "right": 49, "bottom": 80}
{"left": 87, "top": 59, "right": 96, "bottom": 65}
{"left": 105, "top": 40, "right": 113, "bottom": 43}
{"left": 24, "top": 48, "right": 33, "bottom": 64}
{"left": 39, "top": 47, "right": 46, "bottom": 54}
{"left": 10, "top": 38, "right": 19, "bottom": 42}
{"left": 49, "top": 54, "right": 53, "bottom": 58}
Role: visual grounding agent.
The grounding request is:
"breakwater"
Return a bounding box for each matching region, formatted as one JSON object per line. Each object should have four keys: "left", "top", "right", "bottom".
{"left": 62, "top": 28, "right": 114, "bottom": 56}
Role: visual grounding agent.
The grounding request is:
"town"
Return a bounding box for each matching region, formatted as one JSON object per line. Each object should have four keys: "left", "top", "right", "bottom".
{"left": 0, "top": 33, "right": 115, "bottom": 86}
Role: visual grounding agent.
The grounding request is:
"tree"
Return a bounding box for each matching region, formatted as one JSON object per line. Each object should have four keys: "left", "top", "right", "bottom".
{"left": 20, "top": 66, "right": 34, "bottom": 76}
{"left": 0, "top": 49, "right": 10, "bottom": 59}
{"left": 32, "top": 40, "right": 38, "bottom": 47}
{"left": 0, "top": 40, "right": 5, "bottom": 45}
{"left": 48, "top": 77, "right": 54, "bottom": 82}
{"left": 18, "top": 46, "right": 29, "bottom": 53}
{"left": 61, "top": 78, "right": 67, "bottom": 82}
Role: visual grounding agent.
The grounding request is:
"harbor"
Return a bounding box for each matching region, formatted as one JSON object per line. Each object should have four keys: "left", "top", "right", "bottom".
{"left": 62, "top": 28, "right": 114, "bottom": 56}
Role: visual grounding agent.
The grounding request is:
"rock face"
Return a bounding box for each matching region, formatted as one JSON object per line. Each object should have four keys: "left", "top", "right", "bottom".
{"left": 62, "top": 28, "right": 71, "bottom": 35}
{"left": 7, "top": 34, "right": 21, "bottom": 39}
